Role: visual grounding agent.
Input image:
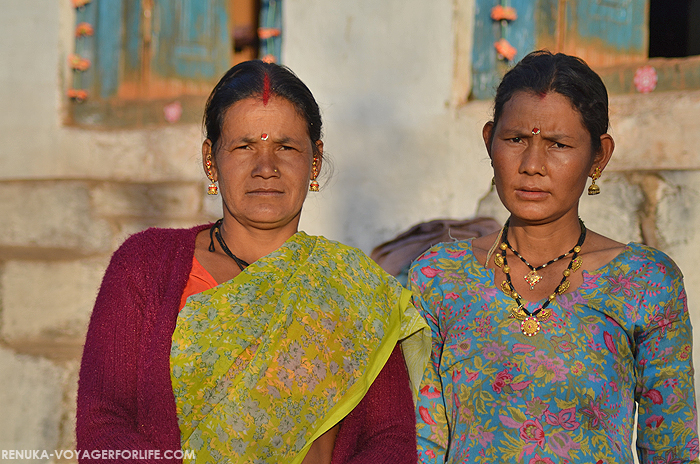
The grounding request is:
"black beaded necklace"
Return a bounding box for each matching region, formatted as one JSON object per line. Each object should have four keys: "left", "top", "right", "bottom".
{"left": 208, "top": 219, "right": 250, "bottom": 272}
{"left": 505, "top": 240, "right": 575, "bottom": 290}
{"left": 494, "top": 218, "right": 586, "bottom": 336}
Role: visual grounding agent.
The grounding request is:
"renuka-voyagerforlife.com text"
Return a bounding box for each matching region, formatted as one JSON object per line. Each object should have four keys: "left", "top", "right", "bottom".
{"left": 1, "top": 449, "right": 195, "bottom": 460}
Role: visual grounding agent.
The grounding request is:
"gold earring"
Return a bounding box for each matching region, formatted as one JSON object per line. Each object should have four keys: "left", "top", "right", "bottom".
{"left": 588, "top": 167, "right": 601, "bottom": 195}
{"left": 206, "top": 155, "right": 218, "bottom": 195}
{"left": 309, "top": 157, "right": 320, "bottom": 192}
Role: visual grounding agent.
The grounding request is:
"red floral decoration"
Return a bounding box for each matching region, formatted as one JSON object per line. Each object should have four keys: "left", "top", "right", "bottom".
{"left": 75, "top": 22, "right": 94, "bottom": 37}
{"left": 68, "top": 54, "right": 91, "bottom": 71}
{"left": 494, "top": 38, "right": 517, "bottom": 61}
{"left": 258, "top": 27, "right": 282, "bottom": 40}
{"left": 491, "top": 5, "right": 517, "bottom": 21}
{"left": 67, "top": 89, "right": 88, "bottom": 102}
{"left": 633, "top": 65, "right": 658, "bottom": 94}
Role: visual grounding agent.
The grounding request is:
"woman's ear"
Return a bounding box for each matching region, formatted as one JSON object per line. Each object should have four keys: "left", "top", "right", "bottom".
{"left": 483, "top": 122, "right": 494, "bottom": 160}
{"left": 202, "top": 139, "right": 217, "bottom": 181}
{"left": 314, "top": 140, "right": 324, "bottom": 173}
{"left": 592, "top": 133, "right": 615, "bottom": 174}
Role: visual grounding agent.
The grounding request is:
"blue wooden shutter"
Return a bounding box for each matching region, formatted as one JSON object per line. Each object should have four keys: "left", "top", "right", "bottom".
{"left": 153, "top": 0, "right": 231, "bottom": 81}
{"left": 471, "top": 0, "right": 648, "bottom": 99}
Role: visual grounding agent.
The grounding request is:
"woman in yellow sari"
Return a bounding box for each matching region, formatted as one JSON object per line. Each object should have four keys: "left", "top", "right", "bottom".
{"left": 76, "top": 61, "right": 428, "bottom": 464}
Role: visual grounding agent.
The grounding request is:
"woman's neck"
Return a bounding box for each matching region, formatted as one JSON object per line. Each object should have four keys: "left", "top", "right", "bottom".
{"left": 218, "top": 217, "right": 300, "bottom": 265}
{"left": 505, "top": 214, "right": 584, "bottom": 266}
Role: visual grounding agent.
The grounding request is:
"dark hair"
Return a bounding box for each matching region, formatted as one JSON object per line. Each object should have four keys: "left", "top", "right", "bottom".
{"left": 489, "top": 50, "right": 609, "bottom": 153}
{"left": 203, "top": 60, "right": 323, "bottom": 157}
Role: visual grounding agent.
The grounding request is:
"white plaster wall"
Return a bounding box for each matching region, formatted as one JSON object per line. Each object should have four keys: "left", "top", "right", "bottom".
{"left": 284, "top": 0, "right": 494, "bottom": 251}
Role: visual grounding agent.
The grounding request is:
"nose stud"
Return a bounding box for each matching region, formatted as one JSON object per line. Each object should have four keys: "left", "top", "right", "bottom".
{"left": 532, "top": 127, "right": 540, "bottom": 135}
{"left": 261, "top": 133, "right": 269, "bottom": 141}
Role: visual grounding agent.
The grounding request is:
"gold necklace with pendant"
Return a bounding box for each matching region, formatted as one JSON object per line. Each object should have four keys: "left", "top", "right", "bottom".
{"left": 493, "top": 219, "right": 586, "bottom": 336}
{"left": 504, "top": 236, "right": 580, "bottom": 290}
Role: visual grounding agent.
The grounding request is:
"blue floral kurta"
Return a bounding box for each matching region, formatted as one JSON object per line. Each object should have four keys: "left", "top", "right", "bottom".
{"left": 409, "top": 239, "right": 699, "bottom": 464}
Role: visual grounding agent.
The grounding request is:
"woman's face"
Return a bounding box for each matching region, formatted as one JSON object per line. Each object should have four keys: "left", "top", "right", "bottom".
{"left": 483, "top": 90, "right": 613, "bottom": 224}
{"left": 204, "top": 96, "right": 322, "bottom": 232}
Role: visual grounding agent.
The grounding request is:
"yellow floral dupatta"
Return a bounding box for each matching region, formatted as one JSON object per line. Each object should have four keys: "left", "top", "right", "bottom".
{"left": 170, "top": 232, "right": 429, "bottom": 464}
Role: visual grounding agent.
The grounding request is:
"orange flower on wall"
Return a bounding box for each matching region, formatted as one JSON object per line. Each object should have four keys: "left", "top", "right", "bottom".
{"left": 494, "top": 38, "right": 517, "bottom": 61}
{"left": 72, "top": 0, "right": 92, "bottom": 8}
{"left": 68, "top": 54, "right": 91, "bottom": 71}
{"left": 75, "top": 22, "right": 94, "bottom": 37}
{"left": 258, "top": 28, "right": 281, "bottom": 40}
{"left": 67, "top": 89, "right": 88, "bottom": 102}
{"left": 491, "top": 5, "right": 517, "bottom": 21}
{"left": 261, "top": 54, "right": 277, "bottom": 63}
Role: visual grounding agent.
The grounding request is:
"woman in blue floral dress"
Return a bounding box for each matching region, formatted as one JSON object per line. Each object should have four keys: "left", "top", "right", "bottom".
{"left": 410, "top": 50, "right": 698, "bottom": 464}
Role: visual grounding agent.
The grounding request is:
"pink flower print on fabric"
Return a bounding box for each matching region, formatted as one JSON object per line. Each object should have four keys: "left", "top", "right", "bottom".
{"left": 526, "top": 350, "right": 569, "bottom": 383}
{"left": 528, "top": 454, "right": 556, "bottom": 464}
{"left": 492, "top": 370, "right": 513, "bottom": 393}
{"left": 578, "top": 395, "right": 610, "bottom": 430}
{"left": 519, "top": 418, "right": 546, "bottom": 448}
{"left": 481, "top": 341, "right": 510, "bottom": 362}
{"left": 603, "top": 270, "right": 643, "bottom": 297}
{"left": 421, "top": 266, "right": 441, "bottom": 278}
{"left": 544, "top": 407, "right": 580, "bottom": 431}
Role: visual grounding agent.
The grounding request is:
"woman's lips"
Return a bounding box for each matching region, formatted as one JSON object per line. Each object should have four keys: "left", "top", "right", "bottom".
{"left": 247, "top": 188, "right": 283, "bottom": 195}
{"left": 515, "top": 188, "right": 549, "bottom": 200}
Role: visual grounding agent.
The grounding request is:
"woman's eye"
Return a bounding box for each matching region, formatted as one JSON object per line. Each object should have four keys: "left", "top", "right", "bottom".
{"left": 553, "top": 142, "right": 568, "bottom": 149}
{"left": 507, "top": 137, "right": 522, "bottom": 143}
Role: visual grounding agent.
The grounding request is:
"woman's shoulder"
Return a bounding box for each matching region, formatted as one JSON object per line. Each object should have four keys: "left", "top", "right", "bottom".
{"left": 305, "top": 233, "right": 371, "bottom": 261}
{"left": 110, "top": 224, "right": 210, "bottom": 269}
{"left": 409, "top": 239, "right": 477, "bottom": 276}
{"left": 618, "top": 242, "right": 684, "bottom": 279}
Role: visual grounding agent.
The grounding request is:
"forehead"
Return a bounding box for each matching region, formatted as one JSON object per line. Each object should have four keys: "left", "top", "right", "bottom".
{"left": 221, "top": 96, "right": 308, "bottom": 136}
{"left": 498, "top": 91, "right": 585, "bottom": 133}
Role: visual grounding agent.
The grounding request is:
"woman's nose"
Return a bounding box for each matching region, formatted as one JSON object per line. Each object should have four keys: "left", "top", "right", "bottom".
{"left": 252, "top": 147, "right": 280, "bottom": 178}
{"left": 519, "top": 142, "right": 546, "bottom": 175}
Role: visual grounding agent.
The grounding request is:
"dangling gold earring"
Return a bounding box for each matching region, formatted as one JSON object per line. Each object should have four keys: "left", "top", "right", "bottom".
{"left": 588, "top": 167, "right": 601, "bottom": 195}
{"left": 309, "top": 157, "right": 320, "bottom": 192}
{"left": 206, "top": 155, "right": 218, "bottom": 195}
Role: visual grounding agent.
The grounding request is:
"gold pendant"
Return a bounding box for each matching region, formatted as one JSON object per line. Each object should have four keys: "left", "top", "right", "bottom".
{"left": 571, "top": 257, "right": 582, "bottom": 272}
{"left": 521, "top": 317, "right": 541, "bottom": 336}
{"left": 524, "top": 270, "right": 542, "bottom": 290}
{"left": 558, "top": 280, "right": 570, "bottom": 294}
{"left": 494, "top": 253, "right": 504, "bottom": 268}
{"left": 501, "top": 280, "right": 512, "bottom": 297}
{"left": 509, "top": 306, "right": 527, "bottom": 321}
{"left": 538, "top": 307, "right": 553, "bottom": 322}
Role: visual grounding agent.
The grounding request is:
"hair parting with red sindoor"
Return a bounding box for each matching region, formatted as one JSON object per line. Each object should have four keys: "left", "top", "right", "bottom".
{"left": 262, "top": 72, "right": 271, "bottom": 106}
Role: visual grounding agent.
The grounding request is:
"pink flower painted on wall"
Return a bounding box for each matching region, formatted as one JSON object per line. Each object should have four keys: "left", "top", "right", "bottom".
{"left": 634, "top": 65, "right": 658, "bottom": 93}
{"left": 163, "top": 101, "right": 183, "bottom": 123}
